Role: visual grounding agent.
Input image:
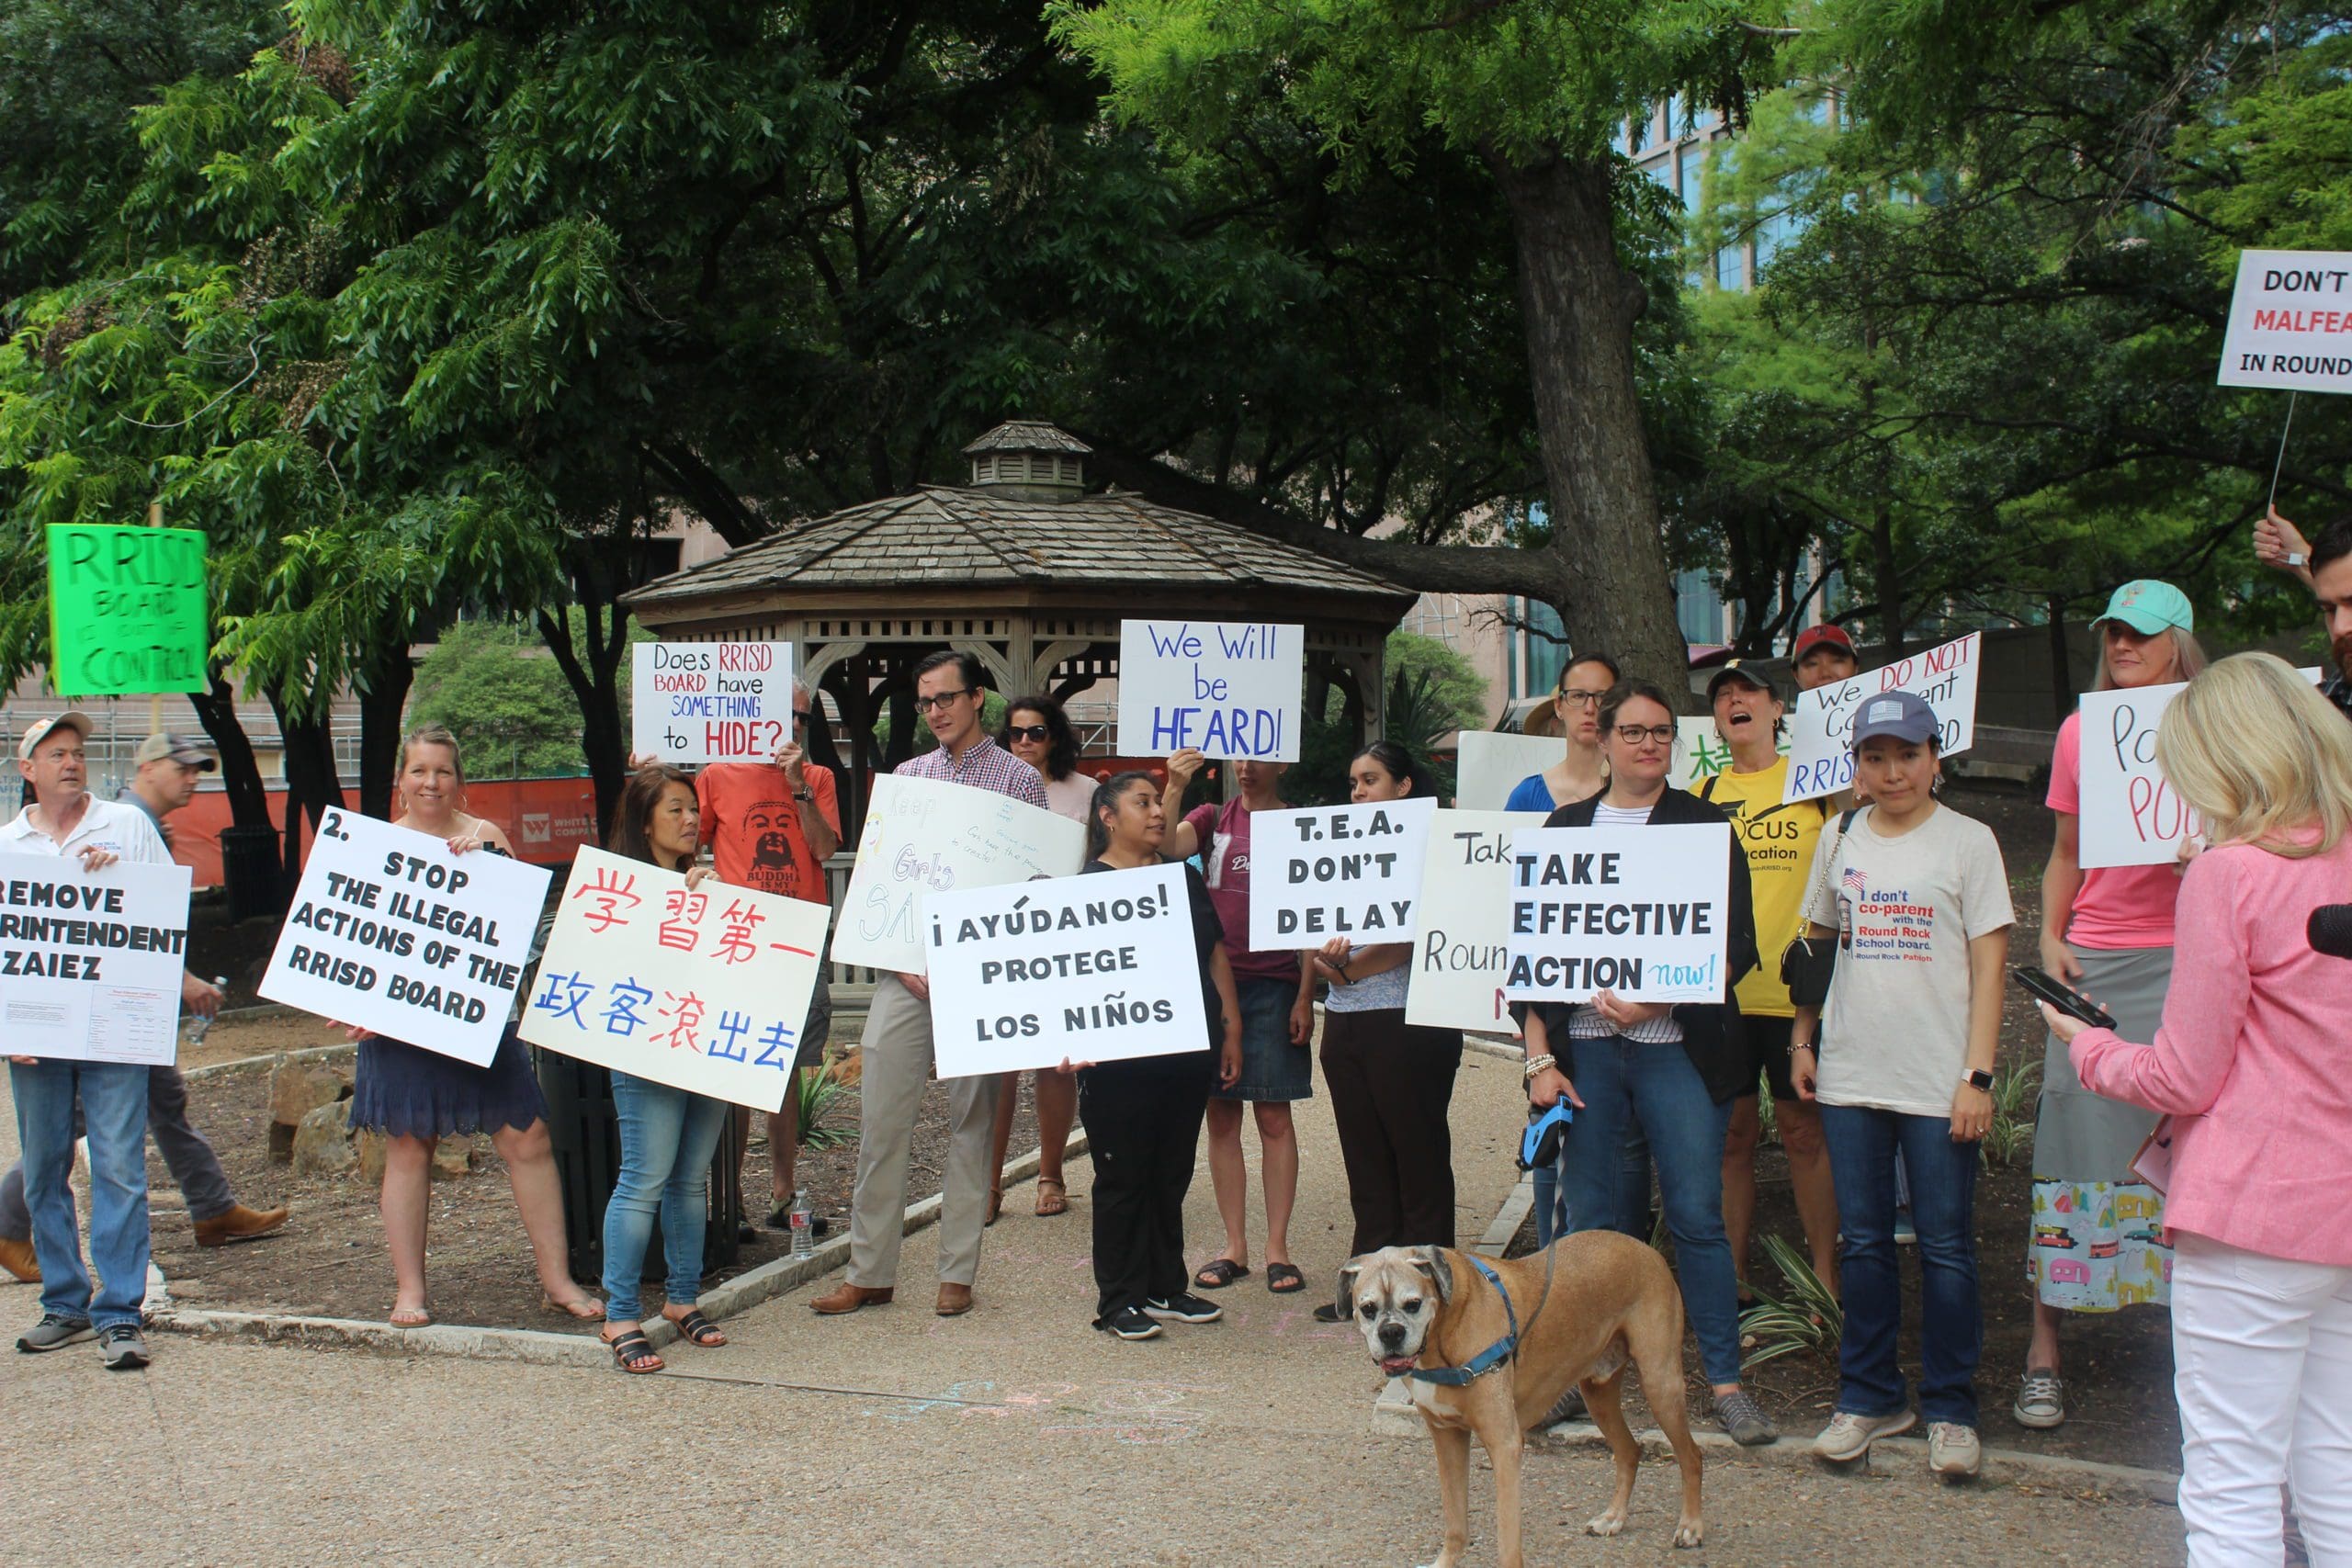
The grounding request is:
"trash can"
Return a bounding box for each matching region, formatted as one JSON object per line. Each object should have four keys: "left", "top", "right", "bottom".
{"left": 220, "top": 824, "right": 284, "bottom": 922}
{"left": 534, "top": 1047, "right": 741, "bottom": 1284}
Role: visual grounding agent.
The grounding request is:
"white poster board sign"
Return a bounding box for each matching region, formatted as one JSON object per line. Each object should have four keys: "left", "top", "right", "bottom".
{"left": 2218, "top": 250, "right": 2352, "bottom": 394}
{"left": 0, "top": 853, "right": 191, "bottom": 1066}
{"left": 259, "top": 807, "right": 553, "bottom": 1066}
{"left": 925, "top": 863, "right": 1208, "bottom": 1077}
{"left": 1454, "top": 731, "right": 1561, "bottom": 812}
{"left": 1117, "top": 619, "right": 1304, "bottom": 761}
{"left": 519, "top": 849, "right": 829, "bottom": 1111}
{"left": 1248, "top": 795, "right": 1439, "bottom": 949}
{"left": 2077, "top": 669, "right": 2323, "bottom": 868}
{"left": 1404, "top": 810, "right": 1545, "bottom": 1034}
{"left": 1781, "top": 632, "right": 1982, "bottom": 802}
{"left": 833, "top": 774, "right": 1087, "bottom": 974}
{"left": 1502, "top": 822, "right": 1731, "bottom": 1004}
{"left": 633, "top": 640, "right": 797, "bottom": 765}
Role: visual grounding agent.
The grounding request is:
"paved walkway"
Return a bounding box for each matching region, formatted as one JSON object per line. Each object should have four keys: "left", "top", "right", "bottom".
{"left": 0, "top": 1045, "right": 2182, "bottom": 1564}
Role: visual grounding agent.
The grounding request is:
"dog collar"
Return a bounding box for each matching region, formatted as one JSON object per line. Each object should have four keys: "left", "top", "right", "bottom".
{"left": 1389, "top": 1256, "right": 1518, "bottom": 1386}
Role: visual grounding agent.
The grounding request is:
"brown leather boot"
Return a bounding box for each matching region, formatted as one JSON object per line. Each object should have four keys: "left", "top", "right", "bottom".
{"left": 934, "top": 1282, "right": 974, "bottom": 1317}
{"left": 193, "top": 1204, "right": 291, "bottom": 1247}
{"left": 809, "top": 1281, "right": 894, "bottom": 1315}
{"left": 0, "top": 1235, "right": 38, "bottom": 1283}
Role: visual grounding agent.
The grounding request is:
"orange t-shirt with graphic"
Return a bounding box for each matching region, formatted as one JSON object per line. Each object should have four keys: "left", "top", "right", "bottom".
{"left": 695, "top": 762, "right": 841, "bottom": 905}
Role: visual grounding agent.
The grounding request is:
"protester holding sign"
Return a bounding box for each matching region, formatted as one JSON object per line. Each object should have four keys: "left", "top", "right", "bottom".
{"left": 813, "top": 651, "right": 1046, "bottom": 1322}
{"left": 2020, "top": 581, "right": 2204, "bottom": 1430}
{"left": 1505, "top": 651, "right": 1618, "bottom": 813}
{"left": 1073, "top": 773, "right": 1242, "bottom": 1340}
{"left": 350, "top": 726, "right": 599, "bottom": 1329}
{"left": 1791, "top": 693, "right": 2013, "bottom": 1478}
{"left": 2044, "top": 656, "right": 2352, "bottom": 1565}
{"left": 1696, "top": 665, "right": 1840, "bottom": 1303}
{"left": 1309, "top": 743, "right": 1462, "bottom": 1324}
{"left": 2, "top": 713, "right": 205, "bottom": 1369}
{"left": 1518, "top": 680, "right": 1772, "bottom": 1447}
{"left": 593, "top": 766, "right": 733, "bottom": 1373}
{"left": 1162, "top": 749, "right": 1317, "bottom": 1300}
{"left": 2253, "top": 505, "right": 2352, "bottom": 724}
{"left": 982, "top": 694, "right": 1093, "bottom": 1224}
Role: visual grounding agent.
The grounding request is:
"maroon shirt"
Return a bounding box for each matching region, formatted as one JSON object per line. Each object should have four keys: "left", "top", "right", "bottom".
{"left": 1182, "top": 797, "right": 1300, "bottom": 986}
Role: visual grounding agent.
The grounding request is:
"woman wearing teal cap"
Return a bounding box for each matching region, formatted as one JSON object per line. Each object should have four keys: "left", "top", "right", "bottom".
{"left": 2018, "top": 580, "right": 2204, "bottom": 1432}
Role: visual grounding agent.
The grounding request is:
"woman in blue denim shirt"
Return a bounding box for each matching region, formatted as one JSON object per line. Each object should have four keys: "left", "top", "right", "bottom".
{"left": 597, "top": 766, "right": 734, "bottom": 1373}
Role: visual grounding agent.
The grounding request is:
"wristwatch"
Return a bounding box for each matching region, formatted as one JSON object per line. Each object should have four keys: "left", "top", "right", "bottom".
{"left": 1962, "top": 1067, "right": 1995, "bottom": 1090}
{"left": 2287, "top": 550, "right": 2310, "bottom": 568}
{"left": 795, "top": 787, "right": 814, "bottom": 803}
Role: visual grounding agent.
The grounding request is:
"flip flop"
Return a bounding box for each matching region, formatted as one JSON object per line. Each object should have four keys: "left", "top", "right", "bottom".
{"left": 1035, "top": 1177, "right": 1069, "bottom": 1218}
{"left": 1194, "top": 1258, "right": 1251, "bottom": 1290}
{"left": 669, "top": 1308, "right": 726, "bottom": 1347}
{"left": 388, "top": 1305, "right": 433, "bottom": 1329}
{"left": 1266, "top": 1262, "right": 1306, "bottom": 1294}
{"left": 602, "top": 1328, "right": 664, "bottom": 1374}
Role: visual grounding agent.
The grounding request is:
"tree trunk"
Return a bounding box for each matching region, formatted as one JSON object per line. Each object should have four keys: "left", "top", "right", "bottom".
{"left": 1870, "top": 499, "right": 1905, "bottom": 657}
{"left": 270, "top": 694, "right": 345, "bottom": 899}
{"left": 539, "top": 594, "right": 631, "bottom": 843}
{"left": 355, "top": 637, "right": 416, "bottom": 821}
{"left": 1487, "top": 152, "right": 1690, "bottom": 706}
{"left": 2047, "top": 592, "right": 2074, "bottom": 725}
{"left": 186, "top": 671, "right": 270, "bottom": 829}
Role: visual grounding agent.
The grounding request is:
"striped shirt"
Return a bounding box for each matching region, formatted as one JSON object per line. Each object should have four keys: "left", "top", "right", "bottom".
{"left": 893, "top": 734, "right": 1047, "bottom": 809}
{"left": 1566, "top": 800, "right": 1683, "bottom": 1044}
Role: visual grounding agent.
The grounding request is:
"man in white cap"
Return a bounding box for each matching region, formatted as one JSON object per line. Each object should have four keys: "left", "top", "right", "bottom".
{"left": 2, "top": 714, "right": 218, "bottom": 1369}
{"left": 0, "top": 733, "right": 288, "bottom": 1289}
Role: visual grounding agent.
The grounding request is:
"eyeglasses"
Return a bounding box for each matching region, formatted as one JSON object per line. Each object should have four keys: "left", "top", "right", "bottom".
{"left": 1612, "top": 724, "right": 1678, "bottom": 746}
{"left": 911, "top": 688, "right": 976, "bottom": 714}
{"left": 1006, "top": 724, "right": 1052, "bottom": 743}
{"left": 1555, "top": 688, "right": 1609, "bottom": 707}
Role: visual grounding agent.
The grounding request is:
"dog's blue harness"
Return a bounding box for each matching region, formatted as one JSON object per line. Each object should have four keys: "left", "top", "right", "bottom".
{"left": 1389, "top": 1255, "right": 1519, "bottom": 1386}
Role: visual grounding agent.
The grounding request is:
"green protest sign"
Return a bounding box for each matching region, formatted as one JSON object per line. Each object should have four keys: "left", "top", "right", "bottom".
{"left": 45, "top": 524, "right": 209, "bottom": 695}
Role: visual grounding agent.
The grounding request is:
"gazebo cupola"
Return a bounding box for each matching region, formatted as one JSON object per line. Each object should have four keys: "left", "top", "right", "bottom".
{"left": 962, "top": 419, "right": 1090, "bottom": 502}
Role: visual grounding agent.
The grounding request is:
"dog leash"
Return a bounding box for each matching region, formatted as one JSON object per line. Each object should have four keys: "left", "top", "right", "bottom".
{"left": 1394, "top": 1242, "right": 1561, "bottom": 1387}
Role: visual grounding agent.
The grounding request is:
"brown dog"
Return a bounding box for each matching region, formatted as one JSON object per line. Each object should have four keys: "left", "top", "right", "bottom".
{"left": 1338, "top": 1235, "right": 1703, "bottom": 1563}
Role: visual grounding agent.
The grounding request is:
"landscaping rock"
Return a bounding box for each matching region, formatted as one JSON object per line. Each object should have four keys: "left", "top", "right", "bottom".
{"left": 267, "top": 1055, "right": 352, "bottom": 1164}
{"left": 356, "top": 1130, "right": 478, "bottom": 1184}
{"left": 291, "top": 1101, "right": 356, "bottom": 1175}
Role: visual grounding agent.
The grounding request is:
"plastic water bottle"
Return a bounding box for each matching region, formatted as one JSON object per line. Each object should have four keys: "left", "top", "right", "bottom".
{"left": 788, "top": 1190, "right": 813, "bottom": 1258}
{"left": 184, "top": 976, "right": 230, "bottom": 1044}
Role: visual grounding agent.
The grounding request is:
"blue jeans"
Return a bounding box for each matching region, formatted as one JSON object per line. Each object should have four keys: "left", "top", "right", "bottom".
{"left": 1532, "top": 1124, "right": 1653, "bottom": 1247}
{"left": 1819, "top": 1103, "right": 1982, "bottom": 1426}
{"left": 9, "top": 1059, "right": 150, "bottom": 1329}
{"left": 1558, "top": 1036, "right": 1741, "bottom": 1385}
{"left": 600, "top": 1072, "right": 731, "bottom": 1322}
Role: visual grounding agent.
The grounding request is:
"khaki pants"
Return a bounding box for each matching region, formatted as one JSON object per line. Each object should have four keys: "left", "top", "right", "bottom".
{"left": 846, "top": 975, "right": 1004, "bottom": 1289}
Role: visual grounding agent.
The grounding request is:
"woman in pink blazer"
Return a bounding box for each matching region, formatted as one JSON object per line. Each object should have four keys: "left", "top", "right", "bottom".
{"left": 2043, "top": 654, "right": 2352, "bottom": 1566}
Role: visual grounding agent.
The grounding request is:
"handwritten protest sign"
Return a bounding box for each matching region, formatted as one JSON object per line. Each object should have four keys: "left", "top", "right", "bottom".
{"left": 2077, "top": 669, "right": 2322, "bottom": 868}
{"left": 1248, "top": 795, "right": 1437, "bottom": 949}
{"left": 519, "top": 849, "right": 827, "bottom": 1111}
{"left": 1781, "top": 632, "right": 1981, "bottom": 802}
{"left": 1503, "top": 822, "right": 1730, "bottom": 1004}
{"left": 259, "top": 808, "right": 553, "bottom": 1065}
{"left": 2218, "top": 250, "right": 2352, "bottom": 395}
{"left": 0, "top": 852, "right": 191, "bottom": 1066}
{"left": 45, "top": 524, "right": 208, "bottom": 695}
{"left": 833, "top": 774, "right": 1087, "bottom": 974}
{"left": 1405, "top": 810, "right": 1545, "bottom": 1034}
{"left": 632, "top": 640, "right": 797, "bottom": 765}
{"left": 1118, "top": 619, "right": 1304, "bottom": 761}
{"left": 1671, "top": 716, "right": 1791, "bottom": 790}
{"left": 1454, "top": 732, "right": 1561, "bottom": 811}
{"left": 925, "top": 863, "right": 1207, "bottom": 1077}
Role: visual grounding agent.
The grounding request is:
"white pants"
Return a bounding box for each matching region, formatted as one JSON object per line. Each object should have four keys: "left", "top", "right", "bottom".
{"left": 2172, "top": 1232, "right": 2352, "bottom": 1566}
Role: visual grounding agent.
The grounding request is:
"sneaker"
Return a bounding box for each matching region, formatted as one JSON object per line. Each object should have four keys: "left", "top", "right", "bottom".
{"left": 15, "top": 1314, "right": 95, "bottom": 1354}
{"left": 1812, "top": 1407, "right": 1916, "bottom": 1462}
{"left": 2014, "top": 1367, "right": 2064, "bottom": 1429}
{"left": 1894, "top": 1209, "right": 1917, "bottom": 1246}
{"left": 1143, "top": 1293, "right": 1224, "bottom": 1325}
{"left": 1098, "top": 1305, "right": 1163, "bottom": 1340}
{"left": 1928, "top": 1421, "right": 1982, "bottom": 1478}
{"left": 97, "top": 1323, "right": 150, "bottom": 1371}
{"left": 1714, "top": 1389, "right": 1780, "bottom": 1447}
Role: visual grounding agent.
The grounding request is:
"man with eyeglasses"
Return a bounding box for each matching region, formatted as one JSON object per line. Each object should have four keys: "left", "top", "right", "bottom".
{"left": 694, "top": 682, "right": 842, "bottom": 1229}
{"left": 813, "top": 649, "right": 1046, "bottom": 1320}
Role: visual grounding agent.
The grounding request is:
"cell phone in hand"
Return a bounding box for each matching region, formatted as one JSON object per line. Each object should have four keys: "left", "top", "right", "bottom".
{"left": 2013, "top": 965, "right": 2116, "bottom": 1030}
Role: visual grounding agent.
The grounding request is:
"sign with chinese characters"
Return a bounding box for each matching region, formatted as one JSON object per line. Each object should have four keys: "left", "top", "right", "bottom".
{"left": 0, "top": 852, "right": 192, "bottom": 1066}
{"left": 1404, "top": 810, "right": 1546, "bottom": 1034}
{"left": 632, "top": 640, "right": 797, "bottom": 765}
{"left": 1247, "top": 795, "right": 1439, "bottom": 949}
{"left": 1670, "top": 716, "right": 1790, "bottom": 790}
{"left": 924, "top": 863, "right": 1208, "bottom": 1077}
{"left": 1117, "top": 619, "right": 1305, "bottom": 761}
{"left": 833, "top": 774, "right": 1087, "bottom": 975}
{"left": 260, "top": 809, "right": 553, "bottom": 1066}
{"left": 519, "top": 849, "right": 829, "bottom": 1111}
{"left": 1502, "top": 822, "right": 1732, "bottom": 1004}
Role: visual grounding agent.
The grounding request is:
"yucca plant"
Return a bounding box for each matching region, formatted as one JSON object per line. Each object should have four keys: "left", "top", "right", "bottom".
{"left": 794, "top": 1061, "right": 853, "bottom": 1149}
{"left": 1738, "top": 1234, "right": 1844, "bottom": 1371}
{"left": 1980, "top": 1055, "right": 2042, "bottom": 1170}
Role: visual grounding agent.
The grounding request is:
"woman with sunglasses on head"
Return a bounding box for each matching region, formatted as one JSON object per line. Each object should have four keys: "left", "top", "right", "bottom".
{"left": 1506, "top": 651, "right": 1620, "bottom": 814}
{"left": 1518, "top": 680, "right": 1773, "bottom": 1446}
{"left": 982, "top": 695, "right": 1093, "bottom": 1223}
{"left": 1307, "top": 742, "right": 1463, "bottom": 1324}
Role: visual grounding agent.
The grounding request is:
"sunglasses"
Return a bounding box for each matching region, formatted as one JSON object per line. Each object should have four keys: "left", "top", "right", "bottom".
{"left": 1005, "top": 725, "right": 1052, "bottom": 743}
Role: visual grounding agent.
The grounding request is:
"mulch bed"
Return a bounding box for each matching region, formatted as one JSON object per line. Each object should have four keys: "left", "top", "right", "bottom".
{"left": 153, "top": 1043, "right": 1039, "bottom": 1335}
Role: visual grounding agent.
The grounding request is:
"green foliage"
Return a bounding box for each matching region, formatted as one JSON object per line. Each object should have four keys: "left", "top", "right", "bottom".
{"left": 794, "top": 1061, "right": 852, "bottom": 1150}
{"left": 405, "top": 619, "right": 594, "bottom": 778}
{"left": 1737, "top": 1233, "right": 1844, "bottom": 1371}
{"left": 1286, "top": 630, "right": 1487, "bottom": 806}
{"left": 1981, "top": 1053, "right": 2042, "bottom": 1171}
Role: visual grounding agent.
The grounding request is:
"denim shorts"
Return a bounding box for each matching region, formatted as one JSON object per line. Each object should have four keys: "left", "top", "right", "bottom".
{"left": 1216, "top": 974, "right": 1312, "bottom": 1102}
